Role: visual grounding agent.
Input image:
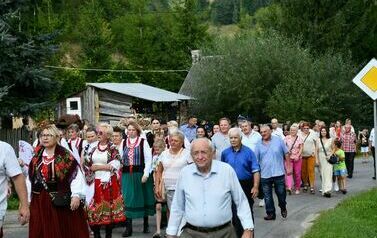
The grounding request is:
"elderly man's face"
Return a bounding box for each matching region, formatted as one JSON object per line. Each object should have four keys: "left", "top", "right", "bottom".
{"left": 241, "top": 122, "right": 251, "bottom": 135}
{"left": 229, "top": 133, "right": 241, "bottom": 148}
{"left": 260, "top": 127, "right": 272, "bottom": 141}
{"left": 191, "top": 139, "right": 213, "bottom": 172}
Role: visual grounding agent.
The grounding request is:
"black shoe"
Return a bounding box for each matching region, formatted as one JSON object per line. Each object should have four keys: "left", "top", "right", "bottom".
{"left": 152, "top": 233, "right": 162, "bottom": 238}
{"left": 323, "top": 192, "right": 331, "bottom": 198}
{"left": 341, "top": 189, "right": 347, "bottom": 194}
{"left": 94, "top": 232, "right": 101, "bottom": 238}
{"left": 122, "top": 219, "right": 133, "bottom": 237}
{"left": 122, "top": 228, "right": 132, "bottom": 237}
{"left": 373, "top": 176, "right": 376, "bottom": 180}
{"left": 264, "top": 214, "right": 276, "bottom": 220}
{"left": 281, "top": 208, "right": 288, "bottom": 218}
{"left": 347, "top": 175, "right": 352, "bottom": 179}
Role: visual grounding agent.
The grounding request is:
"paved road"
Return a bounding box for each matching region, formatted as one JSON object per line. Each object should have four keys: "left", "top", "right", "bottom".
{"left": 3, "top": 159, "right": 377, "bottom": 238}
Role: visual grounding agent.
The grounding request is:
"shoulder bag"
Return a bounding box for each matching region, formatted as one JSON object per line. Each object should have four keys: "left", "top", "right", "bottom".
{"left": 320, "top": 138, "right": 338, "bottom": 165}
{"left": 38, "top": 161, "right": 72, "bottom": 207}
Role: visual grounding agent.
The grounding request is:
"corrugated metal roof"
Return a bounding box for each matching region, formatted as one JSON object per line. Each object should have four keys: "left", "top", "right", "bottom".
{"left": 86, "top": 83, "right": 191, "bottom": 102}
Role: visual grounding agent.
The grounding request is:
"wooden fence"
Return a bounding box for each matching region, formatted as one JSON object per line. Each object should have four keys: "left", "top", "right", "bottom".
{"left": 0, "top": 128, "right": 35, "bottom": 152}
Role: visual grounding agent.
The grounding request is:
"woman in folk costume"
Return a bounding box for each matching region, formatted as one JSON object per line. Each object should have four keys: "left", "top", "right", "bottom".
{"left": 84, "top": 123, "right": 126, "bottom": 238}
{"left": 28, "top": 124, "right": 88, "bottom": 238}
{"left": 121, "top": 121, "right": 155, "bottom": 237}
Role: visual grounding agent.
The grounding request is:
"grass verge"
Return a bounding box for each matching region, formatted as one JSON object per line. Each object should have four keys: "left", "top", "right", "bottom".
{"left": 303, "top": 188, "right": 377, "bottom": 238}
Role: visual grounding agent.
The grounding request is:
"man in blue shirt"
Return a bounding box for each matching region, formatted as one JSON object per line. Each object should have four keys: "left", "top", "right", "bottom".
{"left": 166, "top": 138, "right": 254, "bottom": 238}
{"left": 221, "top": 128, "right": 260, "bottom": 238}
{"left": 179, "top": 116, "right": 198, "bottom": 142}
{"left": 254, "top": 125, "right": 291, "bottom": 221}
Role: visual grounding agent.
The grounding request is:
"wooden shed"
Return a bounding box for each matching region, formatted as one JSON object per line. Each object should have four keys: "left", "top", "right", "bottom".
{"left": 56, "top": 83, "right": 191, "bottom": 125}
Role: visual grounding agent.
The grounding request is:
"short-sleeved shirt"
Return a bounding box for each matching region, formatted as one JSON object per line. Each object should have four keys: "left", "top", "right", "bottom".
{"left": 212, "top": 132, "right": 231, "bottom": 161}
{"left": 300, "top": 131, "right": 318, "bottom": 157}
{"left": 221, "top": 145, "right": 260, "bottom": 181}
{"left": 0, "top": 141, "right": 22, "bottom": 218}
{"left": 160, "top": 149, "right": 192, "bottom": 190}
{"left": 241, "top": 131, "right": 262, "bottom": 152}
{"left": 333, "top": 149, "right": 346, "bottom": 171}
{"left": 254, "top": 136, "right": 288, "bottom": 179}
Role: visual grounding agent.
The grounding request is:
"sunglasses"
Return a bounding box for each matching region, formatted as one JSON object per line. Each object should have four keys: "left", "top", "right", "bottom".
{"left": 97, "top": 131, "right": 104, "bottom": 135}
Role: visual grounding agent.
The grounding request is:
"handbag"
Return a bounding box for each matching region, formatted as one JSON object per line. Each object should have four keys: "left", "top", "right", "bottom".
{"left": 328, "top": 154, "right": 339, "bottom": 165}
{"left": 38, "top": 161, "right": 72, "bottom": 208}
{"left": 320, "top": 138, "right": 338, "bottom": 165}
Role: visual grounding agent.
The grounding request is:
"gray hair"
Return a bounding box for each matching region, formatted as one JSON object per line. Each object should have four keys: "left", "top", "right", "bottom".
{"left": 228, "top": 127, "right": 242, "bottom": 138}
{"left": 169, "top": 129, "right": 185, "bottom": 143}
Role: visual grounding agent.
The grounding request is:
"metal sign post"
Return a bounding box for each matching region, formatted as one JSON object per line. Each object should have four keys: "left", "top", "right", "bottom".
{"left": 372, "top": 100, "right": 377, "bottom": 180}
{"left": 352, "top": 58, "right": 377, "bottom": 180}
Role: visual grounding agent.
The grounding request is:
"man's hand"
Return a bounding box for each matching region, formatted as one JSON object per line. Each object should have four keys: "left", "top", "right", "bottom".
{"left": 18, "top": 204, "right": 30, "bottom": 225}
{"left": 250, "top": 186, "right": 259, "bottom": 199}
{"left": 7, "top": 183, "right": 12, "bottom": 198}
{"left": 241, "top": 229, "right": 253, "bottom": 238}
{"left": 70, "top": 196, "right": 81, "bottom": 211}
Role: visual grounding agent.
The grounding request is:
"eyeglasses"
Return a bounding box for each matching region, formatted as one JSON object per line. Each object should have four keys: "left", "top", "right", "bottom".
{"left": 303, "top": 128, "right": 309, "bottom": 130}
{"left": 98, "top": 131, "right": 104, "bottom": 136}
{"left": 40, "top": 134, "right": 54, "bottom": 138}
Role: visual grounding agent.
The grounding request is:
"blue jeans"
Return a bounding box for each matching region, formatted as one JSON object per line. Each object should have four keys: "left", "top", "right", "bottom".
{"left": 261, "top": 175, "right": 286, "bottom": 216}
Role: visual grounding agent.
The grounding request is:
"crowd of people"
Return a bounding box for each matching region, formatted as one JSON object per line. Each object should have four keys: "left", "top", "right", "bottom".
{"left": 0, "top": 114, "right": 375, "bottom": 238}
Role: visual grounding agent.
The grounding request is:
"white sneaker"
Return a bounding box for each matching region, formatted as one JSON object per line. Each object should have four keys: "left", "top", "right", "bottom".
{"left": 333, "top": 182, "right": 339, "bottom": 192}
{"left": 259, "top": 199, "right": 265, "bottom": 207}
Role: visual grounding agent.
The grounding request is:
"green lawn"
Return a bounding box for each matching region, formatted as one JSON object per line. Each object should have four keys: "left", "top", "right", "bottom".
{"left": 303, "top": 188, "right": 377, "bottom": 238}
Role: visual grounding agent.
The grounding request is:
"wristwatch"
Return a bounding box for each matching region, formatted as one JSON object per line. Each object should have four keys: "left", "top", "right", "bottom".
{"left": 244, "top": 228, "right": 254, "bottom": 231}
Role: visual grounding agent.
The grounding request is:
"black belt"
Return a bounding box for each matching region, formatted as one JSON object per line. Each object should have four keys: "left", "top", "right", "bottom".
{"left": 185, "top": 221, "right": 231, "bottom": 233}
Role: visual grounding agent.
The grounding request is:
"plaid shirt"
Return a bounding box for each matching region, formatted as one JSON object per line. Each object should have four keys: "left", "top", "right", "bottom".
{"left": 341, "top": 132, "right": 356, "bottom": 152}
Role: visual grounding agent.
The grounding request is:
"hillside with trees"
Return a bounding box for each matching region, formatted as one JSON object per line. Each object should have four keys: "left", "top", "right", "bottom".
{"left": 1, "top": 0, "right": 376, "bottom": 126}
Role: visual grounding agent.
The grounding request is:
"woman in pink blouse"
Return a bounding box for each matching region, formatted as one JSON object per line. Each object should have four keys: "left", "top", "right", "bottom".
{"left": 284, "top": 124, "right": 303, "bottom": 195}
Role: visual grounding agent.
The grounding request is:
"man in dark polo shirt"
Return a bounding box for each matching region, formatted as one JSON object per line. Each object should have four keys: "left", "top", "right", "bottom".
{"left": 221, "top": 128, "right": 260, "bottom": 238}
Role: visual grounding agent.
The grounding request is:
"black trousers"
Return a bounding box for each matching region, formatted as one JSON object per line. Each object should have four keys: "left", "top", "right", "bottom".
{"left": 345, "top": 152, "right": 356, "bottom": 177}
{"left": 232, "top": 179, "right": 254, "bottom": 238}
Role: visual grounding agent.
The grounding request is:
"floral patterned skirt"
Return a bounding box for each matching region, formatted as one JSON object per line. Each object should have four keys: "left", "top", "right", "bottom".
{"left": 87, "top": 175, "right": 126, "bottom": 226}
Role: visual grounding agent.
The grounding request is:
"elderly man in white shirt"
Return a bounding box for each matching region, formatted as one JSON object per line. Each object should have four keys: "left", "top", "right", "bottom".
{"left": 271, "top": 118, "right": 285, "bottom": 140}
{"left": 0, "top": 141, "right": 30, "bottom": 236}
{"left": 166, "top": 138, "right": 254, "bottom": 238}
{"left": 240, "top": 121, "right": 262, "bottom": 152}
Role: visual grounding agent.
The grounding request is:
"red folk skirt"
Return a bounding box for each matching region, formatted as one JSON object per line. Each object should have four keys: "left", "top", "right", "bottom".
{"left": 29, "top": 190, "right": 89, "bottom": 238}
{"left": 87, "top": 175, "right": 126, "bottom": 226}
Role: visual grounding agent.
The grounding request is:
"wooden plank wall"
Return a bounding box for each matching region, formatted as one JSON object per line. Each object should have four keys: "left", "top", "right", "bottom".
{"left": 0, "top": 128, "right": 35, "bottom": 151}
{"left": 97, "top": 89, "right": 133, "bottom": 123}
{"left": 83, "top": 87, "right": 96, "bottom": 125}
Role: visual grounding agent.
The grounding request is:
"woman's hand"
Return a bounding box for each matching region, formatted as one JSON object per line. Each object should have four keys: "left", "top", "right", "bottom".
{"left": 141, "top": 175, "right": 148, "bottom": 183}
{"left": 70, "top": 196, "right": 81, "bottom": 211}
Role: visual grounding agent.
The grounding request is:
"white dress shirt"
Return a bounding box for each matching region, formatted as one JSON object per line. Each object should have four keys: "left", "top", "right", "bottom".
{"left": 166, "top": 160, "right": 254, "bottom": 236}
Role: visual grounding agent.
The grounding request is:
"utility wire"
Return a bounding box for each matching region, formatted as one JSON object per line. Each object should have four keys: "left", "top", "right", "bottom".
{"left": 45, "top": 65, "right": 189, "bottom": 73}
